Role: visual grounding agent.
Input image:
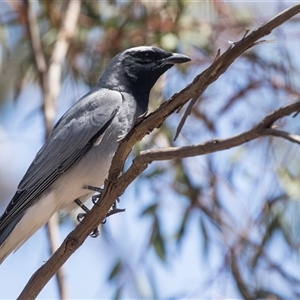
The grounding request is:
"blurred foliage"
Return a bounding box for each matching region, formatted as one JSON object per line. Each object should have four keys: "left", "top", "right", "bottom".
{"left": 1, "top": 0, "right": 300, "bottom": 299}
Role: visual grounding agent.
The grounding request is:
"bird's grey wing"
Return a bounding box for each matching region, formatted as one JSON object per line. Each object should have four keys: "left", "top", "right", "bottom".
{"left": 0, "top": 88, "right": 121, "bottom": 231}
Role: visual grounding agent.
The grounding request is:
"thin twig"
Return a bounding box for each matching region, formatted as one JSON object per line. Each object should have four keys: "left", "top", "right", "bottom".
{"left": 230, "top": 250, "right": 253, "bottom": 300}
{"left": 174, "top": 4, "right": 300, "bottom": 139}
{"left": 121, "top": 101, "right": 300, "bottom": 181}
{"left": 262, "top": 128, "right": 300, "bottom": 144}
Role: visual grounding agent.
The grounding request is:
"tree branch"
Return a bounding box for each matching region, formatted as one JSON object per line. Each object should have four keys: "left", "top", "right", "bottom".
{"left": 120, "top": 100, "right": 300, "bottom": 184}
{"left": 174, "top": 4, "right": 300, "bottom": 139}
{"left": 262, "top": 128, "right": 300, "bottom": 145}
{"left": 44, "top": 0, "right": 82, "bottom": 137}
{"left": 18, "top": 3, "right": 300, "bottom": 299}
{"left": 129, "top": 101, "right": 300, "bottom": 163}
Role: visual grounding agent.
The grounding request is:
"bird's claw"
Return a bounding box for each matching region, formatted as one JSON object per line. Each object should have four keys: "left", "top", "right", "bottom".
{"left": 109, "top": 200, "right": 126, "bottom": 216}
{"left": 76, "top": 212, "right": 86, "bottom": 223}
{"left": 76, "top": 211, "right": 100, "bottom": 238}
{"left": 89, "top": 186, "right": 121, "bottom": 206}
{"left": 90, "top": 227, "right": 100, "bottom": 238}
{"left": 101, "top": 200, "right": 126, "bottom": 224}
{"left": 84, "top": 185, "right": 103, "bottom": 194}
{"left": 84, "top": 185, "right": 103, "bottom": 205}
{"left": 92, "top": 194, "right": 100, "bottom": 205}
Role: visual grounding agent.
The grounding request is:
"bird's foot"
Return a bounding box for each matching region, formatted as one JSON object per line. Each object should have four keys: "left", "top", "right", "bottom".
{"left": 83, "top": 185, "right": 103, "bottom": 205}
{"left": 102, "top": 199, "right": 126, "bottom": 224}
{"left": 75, "top": 198, "right": 100, "bottom": 237}
{"left": 84, "top": 185, "right": 123, "bottom": 212}
{"left": 74, "top": 185, "right": 126, "bottom": 236}
{"left": 84, "top": 185, "right": 103, "bottom": 194}
{"left": 88, "top": 186, "right": 126, "bottom": 224}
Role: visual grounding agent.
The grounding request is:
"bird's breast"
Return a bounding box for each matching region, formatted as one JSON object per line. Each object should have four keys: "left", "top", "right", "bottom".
{"left": 51, "top": 99, "right": 138, "bottom": 210}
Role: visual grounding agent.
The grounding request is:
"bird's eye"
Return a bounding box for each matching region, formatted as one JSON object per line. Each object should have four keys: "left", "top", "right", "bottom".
{"left": 135, "top": 51, "right": 154, "bottom": 60}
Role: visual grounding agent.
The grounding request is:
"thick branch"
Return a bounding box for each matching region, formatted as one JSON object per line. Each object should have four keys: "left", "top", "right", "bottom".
{"left": 18, "top": 4, "right": 300, "bottom": 299}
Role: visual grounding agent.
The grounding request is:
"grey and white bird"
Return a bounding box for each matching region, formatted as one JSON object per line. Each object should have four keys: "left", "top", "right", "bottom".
{"left": 0, "top": 46, "right": 190, "bottom": 263}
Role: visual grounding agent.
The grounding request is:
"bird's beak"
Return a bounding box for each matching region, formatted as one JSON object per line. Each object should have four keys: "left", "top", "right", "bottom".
{"left": 163, "top": 53, "right": 191, "bottom": 65}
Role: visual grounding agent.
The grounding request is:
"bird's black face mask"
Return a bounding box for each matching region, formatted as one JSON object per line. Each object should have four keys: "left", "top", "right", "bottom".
{"left": 122, "top": 47, "right": 174, "bottom": 94}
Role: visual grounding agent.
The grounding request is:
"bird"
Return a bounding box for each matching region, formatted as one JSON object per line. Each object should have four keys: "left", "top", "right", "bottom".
{"left": 0, "top": 46, "right": 190, "bottom": 263}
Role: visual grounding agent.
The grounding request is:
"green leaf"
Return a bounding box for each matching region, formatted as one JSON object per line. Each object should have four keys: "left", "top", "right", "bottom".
{"left": 108, "top": 259, "right": 123, "bottom": 281}
{"left": 141, "top": 203, "right": 158, "bottom": 216}
{"left": 175, "top": 209, "right": 189, "bottom": 245}
{"left": 151, "top": 220, "right": 166, "bottom": 261}
{"left": 153, "top": 231, "right": 166, "bottom": 261}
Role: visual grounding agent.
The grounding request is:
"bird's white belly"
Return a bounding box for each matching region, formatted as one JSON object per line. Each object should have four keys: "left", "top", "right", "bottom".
{"left": 51, "top": 136, "right": 118, "bottom": 212}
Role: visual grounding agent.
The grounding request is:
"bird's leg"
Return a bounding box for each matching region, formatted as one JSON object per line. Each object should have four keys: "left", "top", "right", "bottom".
{"left": 74, "top": 198, "right": 90, "bottom": 214}
{"left": 84, "top": 185, "right": 103, "bottom": 193}
{"left": 74, "top": 198, "right": 100, "bottom": 238}
{"left": 74, "top": 185, "right": 126, "bottom": 236}
{"left": 83, "top": 185, "right": 103, "bottom": 205}
{"left": 105, "top": 200, "right": 126, "bottom": 221}
{"left": 84, "top": 185, "right": 126, "bottom": 218}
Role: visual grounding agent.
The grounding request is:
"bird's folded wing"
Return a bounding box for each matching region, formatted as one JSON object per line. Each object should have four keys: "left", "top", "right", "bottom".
{"left": 0, "top": 88, "right": 121, "bottom": 230}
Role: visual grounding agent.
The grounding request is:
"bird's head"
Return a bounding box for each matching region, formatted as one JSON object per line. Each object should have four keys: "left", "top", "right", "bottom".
{"left": 121, "top": 46, "right": 190, "bottom": 87}
{"left": 98, "top": 46, "right": 190, "bottom": 112}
